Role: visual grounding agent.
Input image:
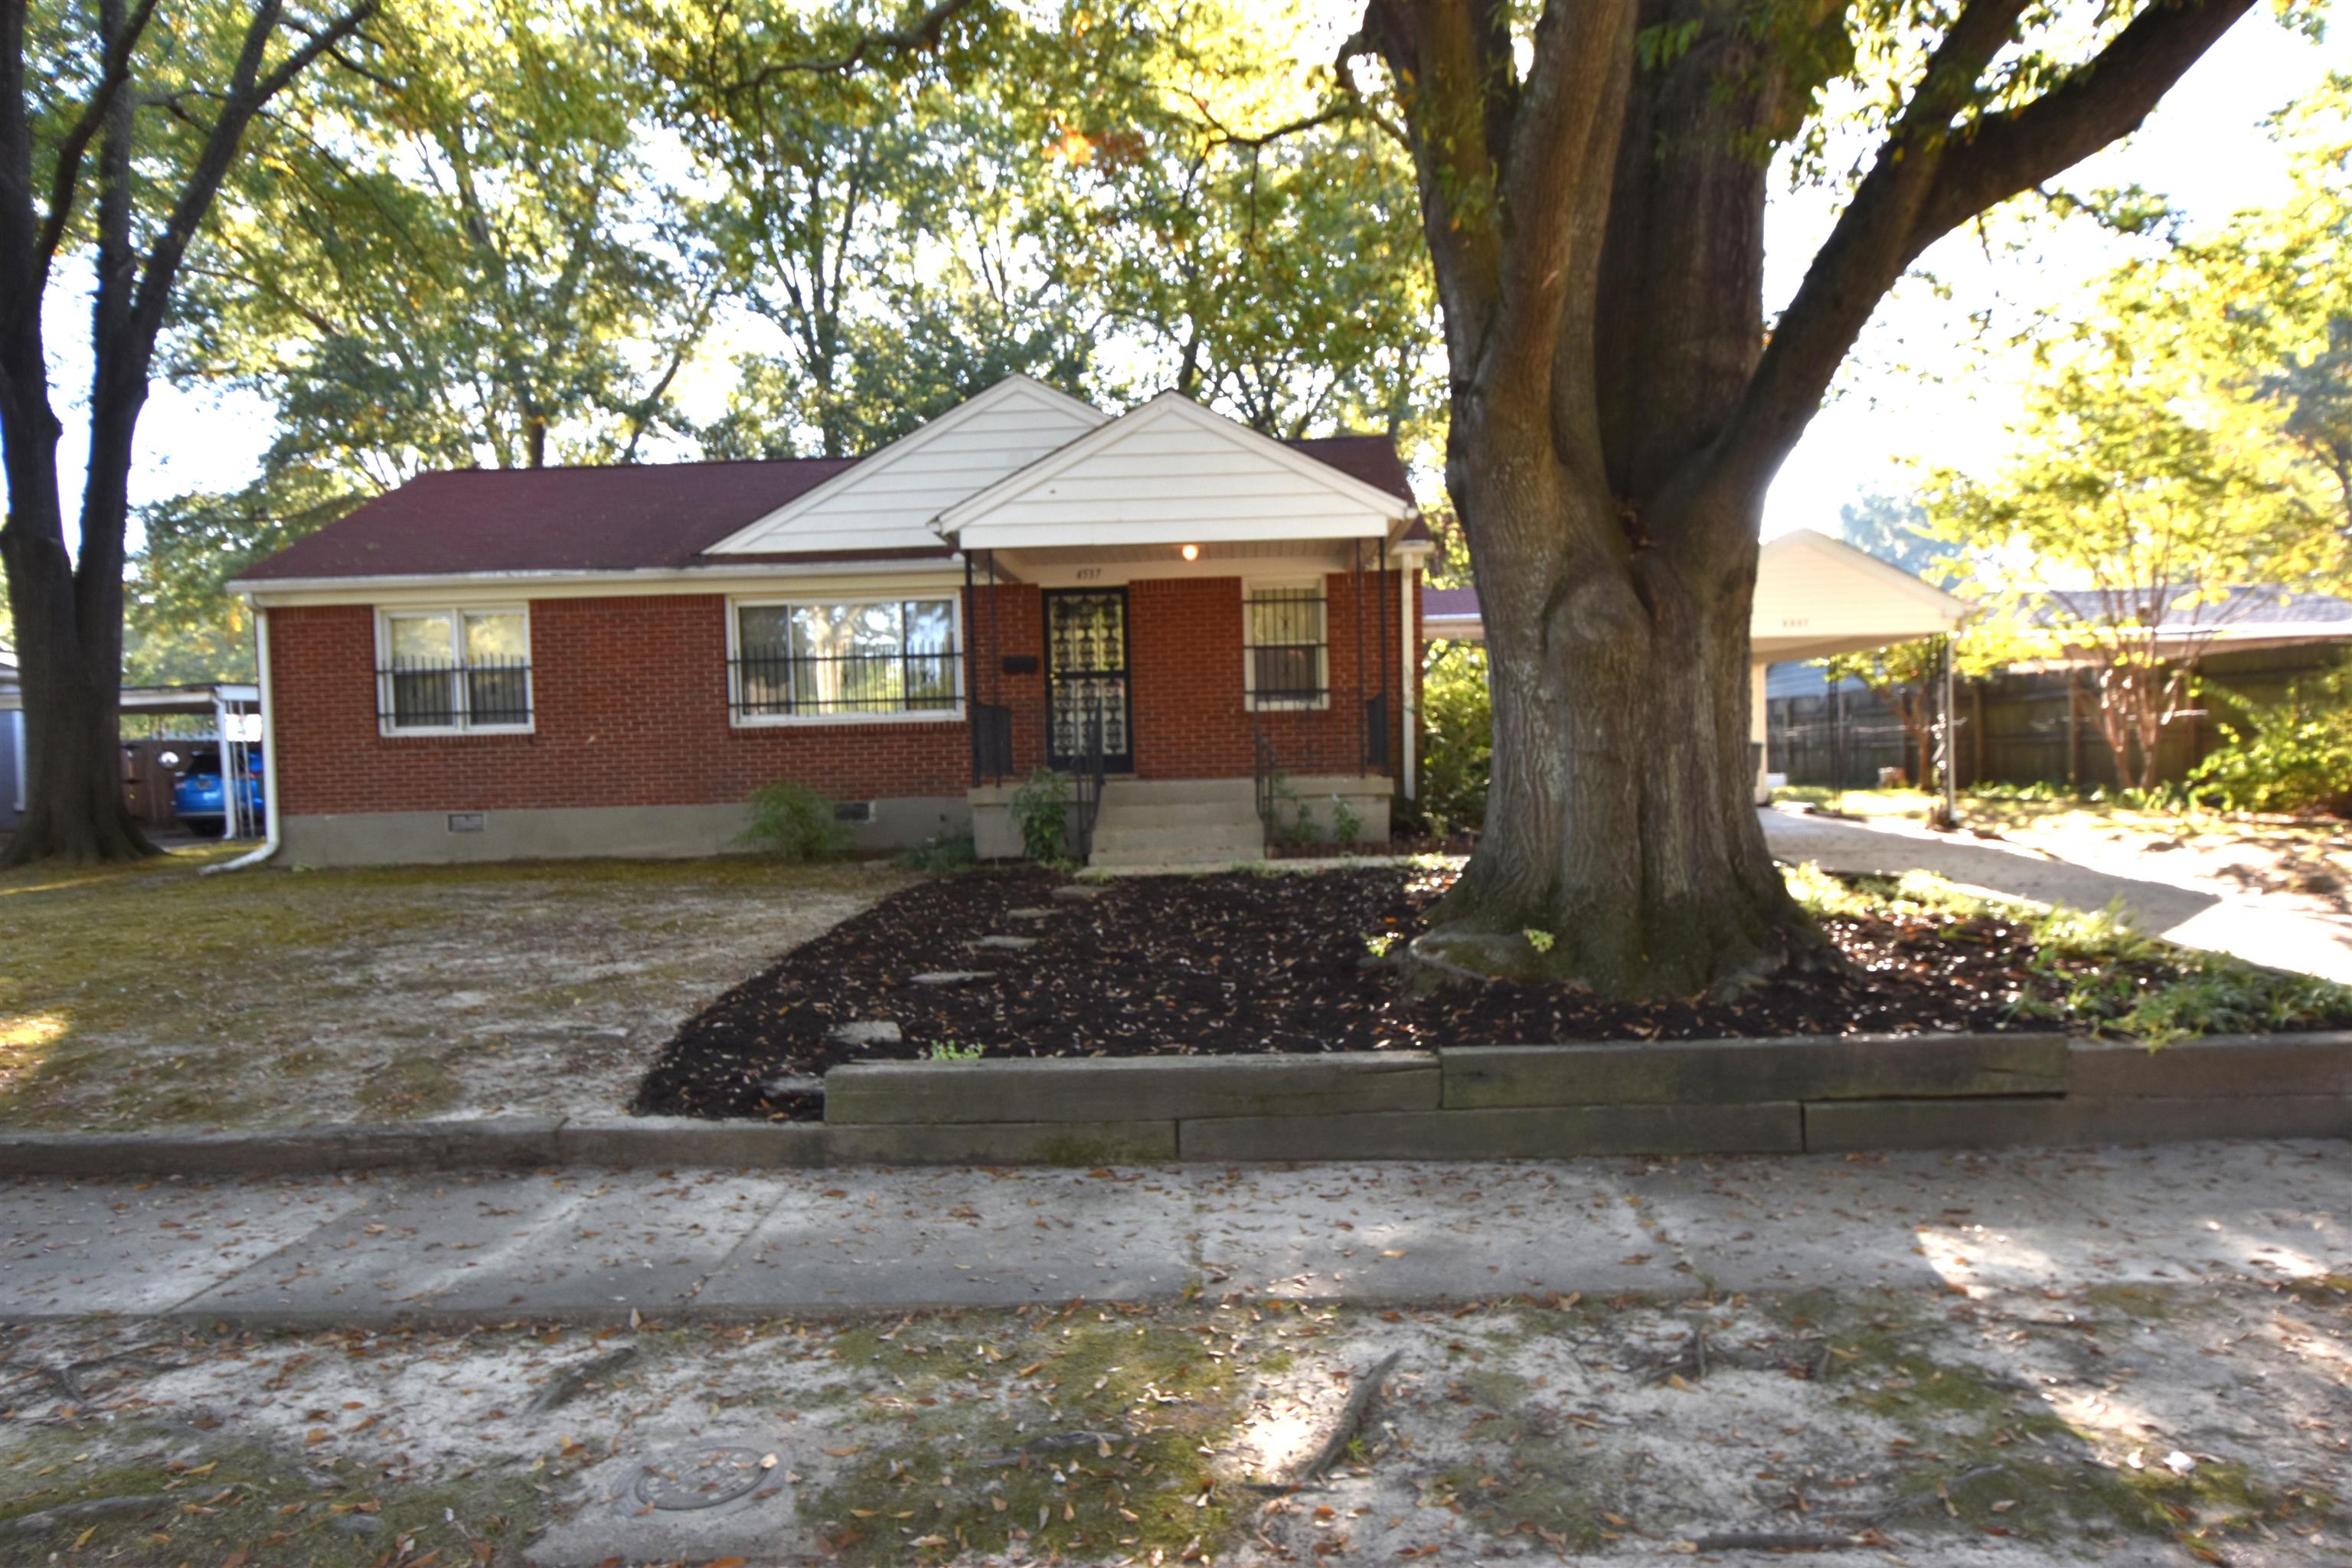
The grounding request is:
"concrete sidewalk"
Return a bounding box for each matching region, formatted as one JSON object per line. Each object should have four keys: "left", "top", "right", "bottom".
{"left": 8, "top": 1138, "right": 2346, "bottom": 1325}
{"left": 1763, "top": 805, "right": 2352, "bottom": 982}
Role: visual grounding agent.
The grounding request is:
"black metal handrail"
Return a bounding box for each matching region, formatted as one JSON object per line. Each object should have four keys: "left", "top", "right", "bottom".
{"left": 972, "top": 701, "right": 1013, "bottom": 782}
{"left": 1364, "top": 692, "right": 1390, "bottom": 772}
{"left": 1070, "top": 697, "right": 1108, "bottom": 863}
{"left": 1251, "top": 717, "right": 1279, "bottom": 854}
{"left": 377, "top": 656, "right": 532, "bottom": 730}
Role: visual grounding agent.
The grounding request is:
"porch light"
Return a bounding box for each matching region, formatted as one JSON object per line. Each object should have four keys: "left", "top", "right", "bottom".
{"left": 1181, "top": 544, "right": 1199, "bottom": 561}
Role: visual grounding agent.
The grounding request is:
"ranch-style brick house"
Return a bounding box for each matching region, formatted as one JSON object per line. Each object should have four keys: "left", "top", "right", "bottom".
{"left": 231, "top": 376, "right": 1432, "bottom": 867}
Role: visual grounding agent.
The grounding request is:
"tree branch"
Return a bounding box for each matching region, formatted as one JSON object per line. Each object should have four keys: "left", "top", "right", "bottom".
{"left": 32, "top": 0, "right": 161, "bottom": 280}
{"left": 723, "top": 0, "right": 978, "bottom": 93}
{"left": 1712, "top": 0, "right": 2253, "bottom": 505}
{"left": 125, "top": 1, "right": 380, "bottom": 366}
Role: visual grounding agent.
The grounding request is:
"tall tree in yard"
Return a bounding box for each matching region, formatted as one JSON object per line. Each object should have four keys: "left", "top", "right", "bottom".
{"left": 1350, "top": 0, "right": 2278, "bottom": 994}
{"left": 1, "top": 0, "right": 374, "bottom": 864}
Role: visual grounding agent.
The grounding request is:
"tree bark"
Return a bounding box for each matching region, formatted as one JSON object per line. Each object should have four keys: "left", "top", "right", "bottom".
{"left": 1421, "top": 420, "right": 1811, "bottom": 994}
{"left": 2, "top": 0, "right": 374, "bottom": 866}
{"left": 1360, "top": 0, "right": 2255, "bottom": 995}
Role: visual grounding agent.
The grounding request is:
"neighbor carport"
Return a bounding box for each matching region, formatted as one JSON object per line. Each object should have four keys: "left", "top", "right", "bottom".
{"left": 1420, "top": 528, "right": 1968, "bottom": 799}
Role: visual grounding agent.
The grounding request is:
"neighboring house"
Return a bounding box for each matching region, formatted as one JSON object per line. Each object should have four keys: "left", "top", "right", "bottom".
{"left": 230, "top": 377, "right": 1431, "bottom": 867}
{"left": 0, "top": 644, "right": 21, "bottom": 834}
{"left": 1766, "top": 584, "right": 2352, "bottom": 792}
{"left": 1421, "top": 528, "right": 1968, "bottom": 799}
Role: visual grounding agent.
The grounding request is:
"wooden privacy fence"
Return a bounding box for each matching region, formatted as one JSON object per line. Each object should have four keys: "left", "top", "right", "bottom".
{"left": 1766, "top": 642, "right": 2347, "bottom": 793}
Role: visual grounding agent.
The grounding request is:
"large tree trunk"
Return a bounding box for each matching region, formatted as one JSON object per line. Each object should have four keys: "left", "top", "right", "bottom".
{"left": 0, "top": 405, "right": 153, "bottom": 865}
{"left": 1414, "top": 403, "right": 1818, "bottom": 996}
{"left": 1360, "top": 0, "right": 2251, "bottom": 994}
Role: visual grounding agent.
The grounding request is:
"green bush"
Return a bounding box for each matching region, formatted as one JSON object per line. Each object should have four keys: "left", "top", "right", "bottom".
{"left": 739, "top": 779, "right": 852, "bottom": 861}
{"left": 1419, "top": 642, "right": 1491, "bottom": 835}
{"left": 1010, "top": 768, "right": 1071, "bottom": 862}
{"left": 2187, "top": 661, "right": 2352, "bottom": 816}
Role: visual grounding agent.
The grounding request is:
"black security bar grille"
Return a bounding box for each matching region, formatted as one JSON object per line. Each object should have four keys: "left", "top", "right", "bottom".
{"left": 1242, "top": 586, "right": 1328, "bottom": 708}
{"left": 731, "top": 645, "right": 960, "bottom": 719}
{"left": 377, "top": 657, "right": 533, "bottom": 730}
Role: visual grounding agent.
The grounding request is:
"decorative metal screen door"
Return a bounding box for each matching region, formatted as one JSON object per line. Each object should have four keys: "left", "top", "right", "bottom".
{"left": 1044, "top": 589, "right": 1133, "bottom": 773}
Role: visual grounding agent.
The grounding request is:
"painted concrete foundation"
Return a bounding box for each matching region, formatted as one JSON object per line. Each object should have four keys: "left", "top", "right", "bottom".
{"left": 970, "top": 773, "right": 1395, "bottom": 864}
{"left": 280, "top": 795, "right": 969, "bottom": 866}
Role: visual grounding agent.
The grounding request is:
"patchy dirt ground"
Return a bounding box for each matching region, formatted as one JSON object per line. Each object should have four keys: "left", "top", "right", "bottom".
{"left": 0, "top": 850, "right": 906, "bottom": 1132}
{"left": 3, "top": 1271, "right": 2345, "bottom": 1566}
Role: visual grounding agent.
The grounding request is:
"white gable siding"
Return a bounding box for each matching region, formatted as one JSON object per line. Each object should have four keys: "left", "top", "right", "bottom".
{"left": 707, "top": 381, "right": 1106, "bottom": 554}
{"left": 949, "top": 399, "right": 1406, "bottom": 548}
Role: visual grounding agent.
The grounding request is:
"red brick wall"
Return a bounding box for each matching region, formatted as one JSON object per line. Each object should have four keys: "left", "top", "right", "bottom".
{"left": 267, "top": 596, "right": 970, "bottom": 817}
{"left": 268, "top": 570, "right": 1421, "bottom": 815}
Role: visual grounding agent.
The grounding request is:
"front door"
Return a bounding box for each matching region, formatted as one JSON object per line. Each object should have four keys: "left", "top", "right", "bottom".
{"left": 1044, "top": 589, "right": 1134, "bottom": 773}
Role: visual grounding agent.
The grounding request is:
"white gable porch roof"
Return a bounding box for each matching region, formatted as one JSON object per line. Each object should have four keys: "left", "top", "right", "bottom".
{"left": 702, "top": 374, "right": 1108, "bottom": 556}
{"left": 939, "top": 392, "right": 1416, "bottom": 550}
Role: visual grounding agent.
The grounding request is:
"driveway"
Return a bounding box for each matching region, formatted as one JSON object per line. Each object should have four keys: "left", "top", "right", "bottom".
{"left": 1764, "top": 805, "right": 2352, "bottom": 984}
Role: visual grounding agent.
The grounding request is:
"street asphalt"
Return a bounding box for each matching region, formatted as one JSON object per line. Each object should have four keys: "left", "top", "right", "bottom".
{"left": 5, "top": 1138, "right": 2344, "bottom": 1326}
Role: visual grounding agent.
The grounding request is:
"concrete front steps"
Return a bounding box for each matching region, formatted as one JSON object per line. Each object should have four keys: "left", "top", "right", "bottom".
{"left": 1086, "top": 778, "right": 1264, "bottom": 867}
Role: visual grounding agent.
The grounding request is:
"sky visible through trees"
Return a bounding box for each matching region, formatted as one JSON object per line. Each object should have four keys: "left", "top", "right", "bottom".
{"left": 33, "top": 5, "right": 2347, "bottom": 566}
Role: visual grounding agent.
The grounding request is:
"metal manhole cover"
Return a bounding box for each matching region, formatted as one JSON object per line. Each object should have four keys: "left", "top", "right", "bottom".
{"left": 632, "top": 1446, "right": 776, "bottom": 1511}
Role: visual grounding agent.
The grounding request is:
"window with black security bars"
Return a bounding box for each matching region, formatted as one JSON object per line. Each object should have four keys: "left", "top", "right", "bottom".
{"left": 377, "top": 608, "right": 533, "bottom": 733}
{"left": 730, "top": 599, "right": 960, "bottom": 720}
{"left": 1243, "top": 584, "right": 1328, "bottom": 710}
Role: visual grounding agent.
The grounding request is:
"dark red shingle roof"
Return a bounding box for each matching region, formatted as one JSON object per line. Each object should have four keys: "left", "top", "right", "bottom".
{"left": 237, "top": 433, "right": 1416, "bottom": 584}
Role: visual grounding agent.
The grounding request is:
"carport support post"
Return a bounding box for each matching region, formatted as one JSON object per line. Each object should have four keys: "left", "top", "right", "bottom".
{"left": 1940, "top": 634, "right": 1958, "bottom": 827}
{"left": 213, "top": 690, "right": 237, "bottom": 839}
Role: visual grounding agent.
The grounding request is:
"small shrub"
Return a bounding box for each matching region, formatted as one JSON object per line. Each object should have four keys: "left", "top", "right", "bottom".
{"left": 896, "top": 831, "right": 977, "bottom": 874}
{"left": 926, "top": 1038, "right": 985, "bottom": 1062}
{"left": 2187, "top": 661, "right": 2352, "bottom": 816}
{"left": 1331, "top": 795, "right": 1362, "bottom": 846}
{"left": 739, "top": 779, "right": 851, "bottom": 861}
{"left": 1523, "top": 927, "right": 1556, "bottom": 953}
{"left": 1011, "top": 768, "right": 1071, "bottom": 862}
{"left": 1270, "top": 773, "right": 1316, "bottom": 848}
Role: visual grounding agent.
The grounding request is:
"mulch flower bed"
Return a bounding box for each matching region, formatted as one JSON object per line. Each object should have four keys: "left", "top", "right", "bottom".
{"left": 633, "top": 864, "right": 2170, "bottom": 1122}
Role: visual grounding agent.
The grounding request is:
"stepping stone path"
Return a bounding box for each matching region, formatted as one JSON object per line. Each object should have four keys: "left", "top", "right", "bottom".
{"left": 910, "top": 970, "right": 991, "bottom": 986}
{"left": 827, "top": 1020, "right": 901, "bottom": 1047}
{"left": 971, "top": 934, "right": 1037, "bottom": 951}
{"left": 760, "top": 1073, "right": 824, "bottom": 1098}
{"left": 1050, "top": 884, "right": 1106, "bottom": 902}
{"left": 1005, "top": 906, "right": 1057, "bottom": 919}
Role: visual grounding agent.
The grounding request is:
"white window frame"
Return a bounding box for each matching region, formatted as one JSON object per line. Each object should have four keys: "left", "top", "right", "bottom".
{"left": 373, "top": 606, "right": 535, "bottom": 737}
{"left": 1241, "top": 577, "right": 1330, "bottom": 712}
{"left": 726, "top": 593, "right": 965, "bottom": 728}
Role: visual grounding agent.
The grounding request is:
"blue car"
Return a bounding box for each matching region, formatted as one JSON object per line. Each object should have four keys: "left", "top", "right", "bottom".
{"left": 172, "top": 746, "right": 265, "bottom": 838}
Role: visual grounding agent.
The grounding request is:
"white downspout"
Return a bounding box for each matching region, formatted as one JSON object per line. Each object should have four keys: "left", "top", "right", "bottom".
{"left": 1399, "top": 552, "right": 1417, "bottom": 800}
{"left": 206, "top": 604, "right": 280, "bottom": 874}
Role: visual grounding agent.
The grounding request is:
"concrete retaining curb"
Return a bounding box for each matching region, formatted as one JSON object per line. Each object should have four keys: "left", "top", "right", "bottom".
{"left": 2, "top": 1032, "right": 2347, "bottom": 1177}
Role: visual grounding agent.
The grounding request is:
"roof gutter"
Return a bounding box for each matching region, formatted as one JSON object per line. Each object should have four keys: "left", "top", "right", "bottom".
{"left": 227, "top": 554, "right": 963, "bottom": 600}
{"left": 204, "top": 608, "right": 280, "bottom": 876}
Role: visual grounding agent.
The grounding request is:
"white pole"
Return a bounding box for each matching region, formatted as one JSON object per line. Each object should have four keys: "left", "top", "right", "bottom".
{"left": 206, "top": 606, "right": 281, "bottom": 874}
{"left": 212, "top": 691, "right": 235, "bottom": 839}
